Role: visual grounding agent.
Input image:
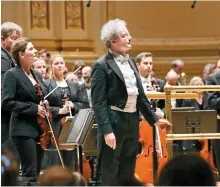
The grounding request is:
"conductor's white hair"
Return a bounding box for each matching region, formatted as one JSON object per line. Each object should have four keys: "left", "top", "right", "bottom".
{"left": 100, "top": 19, "right": 127, "bottom": 48}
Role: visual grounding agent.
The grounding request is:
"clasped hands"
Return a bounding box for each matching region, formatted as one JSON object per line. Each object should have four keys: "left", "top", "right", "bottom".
{"left": 104, "top": 118, "right": 171, "bottom": 150}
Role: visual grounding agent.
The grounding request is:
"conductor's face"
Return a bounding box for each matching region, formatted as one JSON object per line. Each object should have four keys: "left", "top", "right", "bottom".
{"left": 110, "top": 25, "right": 132, "bottom": 55}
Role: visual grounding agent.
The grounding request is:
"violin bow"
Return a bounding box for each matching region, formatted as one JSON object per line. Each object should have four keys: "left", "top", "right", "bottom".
{"left": 44, "top": 107, "right": 65, "bottom": 167}
{"left": 44, "top": 66, "right": 82, "bottom": 100}
{"left": 68, "top": 102, "right": 73, "bottom": 117}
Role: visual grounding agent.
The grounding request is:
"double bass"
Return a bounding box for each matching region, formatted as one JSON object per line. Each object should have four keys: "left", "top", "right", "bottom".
{"left": 199, "top": 139, "right": 217, "bottom": 173}
{"left": 135, "top": 120, "right": 168, "bottom": 184}
{"left": 135, "top": 80, "right": 168, "bottom": 184}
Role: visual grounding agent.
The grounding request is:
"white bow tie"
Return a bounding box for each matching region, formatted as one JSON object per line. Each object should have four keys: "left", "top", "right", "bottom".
{"left": 114, "top": 55, "right": 130, "bottom": 64}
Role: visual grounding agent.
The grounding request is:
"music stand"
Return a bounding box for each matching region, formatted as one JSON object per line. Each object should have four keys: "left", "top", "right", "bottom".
{"left": 83, "top": 124, "right": 98, "bottom": 156}
{"left": 59, "top": 108, "right": 95, "bottom": 175}
{"left": 172, "top": 110, "right": 217, "bottom": 134}
{"left": 59, "top": 108, "right": 95, "bottom": 147}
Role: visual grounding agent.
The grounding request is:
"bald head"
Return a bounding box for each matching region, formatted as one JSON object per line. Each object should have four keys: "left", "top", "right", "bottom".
{"left": 82, "top": 66, "right": 92, "bottom": 83}
{"left": 166, "top": 70, "right": 179, "bottom": 86}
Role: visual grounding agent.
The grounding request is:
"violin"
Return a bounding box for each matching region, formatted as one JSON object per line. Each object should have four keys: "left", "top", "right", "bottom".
{"left": 35, "top": 83, "right": 65, "bottom": 167}
{"left": 35, "top": 83, "right": 57, "bottom": 150}
{"left": 61, "top": 93, "right": 70, "bottom": 127}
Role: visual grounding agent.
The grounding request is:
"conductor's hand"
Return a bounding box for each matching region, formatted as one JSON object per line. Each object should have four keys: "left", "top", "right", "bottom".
{"left": 104, "top": 132, "right": 116, "bottom": 150}
{"left": 154, "top": 118, "right": 171, "bottom": 130}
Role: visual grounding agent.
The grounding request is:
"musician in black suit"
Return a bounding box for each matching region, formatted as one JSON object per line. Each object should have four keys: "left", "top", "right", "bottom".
{"left": 136, "top": 52, "right": 166, "bottom": 113}
{"left": 1, "top": 22, "right": 22, "bottom": 164}
{"left": 91, "top": 19, "right": 170, "bottom": 186}
{"left": 2, "top": 37, "right": 47, "bottom": 185}
{"left": 207, "top": 70, "right": 220, "bottom": 179}
{"left": 44, "top": 54, "right": 89, "bottom": 168}
{"left": 82, "top": 66, "right": 92, "bottom": 107}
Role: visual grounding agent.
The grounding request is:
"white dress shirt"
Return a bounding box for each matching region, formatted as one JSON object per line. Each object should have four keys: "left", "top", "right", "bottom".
{"left": 110, "top": 50, "right": 139, "bottom": 112}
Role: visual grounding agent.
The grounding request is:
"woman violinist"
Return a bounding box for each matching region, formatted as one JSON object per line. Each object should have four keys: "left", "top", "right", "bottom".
{"left": 43, "top": 54, "right": 89, "bottom": 168}
{"left": 2, "top": 37, "right": 47, "bottom": 186}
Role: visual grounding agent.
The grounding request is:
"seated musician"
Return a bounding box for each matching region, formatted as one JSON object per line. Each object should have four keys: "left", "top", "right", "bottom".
{"left": 136, "top": 58, "right": 183, "bottom": 156}
{"left": 165, "top": 70, "right": 183, "bottom": 108}
{"left": 136, "top": 52, "right": 166, "bottom": 156}
{"left": 182, "top": 76, "right": 209, "bottom": 152}
{"left": 82, "top": 66, "right": 92, "bottom": 108}
{"left": 2, "top": 37, "right": 47, "bottom": 186}
{"left": 44, "top": 54, "right": 90, "bottom": 168}
{"left": 135, "top": 52, "right": 165, "bottom": 117}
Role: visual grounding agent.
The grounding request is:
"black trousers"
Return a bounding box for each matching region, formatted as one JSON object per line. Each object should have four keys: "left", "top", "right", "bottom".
{"left": 99, "top": 111, "right": 139, "bottom": 186}
{"left": 213, "top": 119, "right": 220, "bottom": 178}
{"left": 12, "top": 136, "right": 44, "bottom": 186}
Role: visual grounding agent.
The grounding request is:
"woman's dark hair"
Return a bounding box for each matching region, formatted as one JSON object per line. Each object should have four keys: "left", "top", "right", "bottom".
{"left": 11, "top": 37, "right": 30, "bottom": 65}
{"left": 155, "top": 154, "right": 216, "bottom": 186}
